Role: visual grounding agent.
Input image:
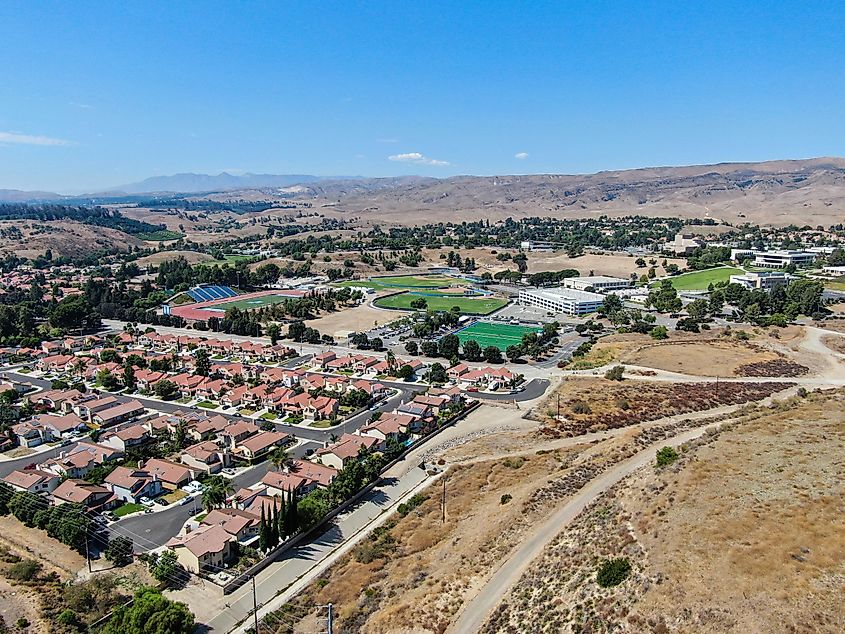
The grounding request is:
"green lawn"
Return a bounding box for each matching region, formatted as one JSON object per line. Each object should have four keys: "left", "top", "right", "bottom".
{"left": 455, "top": 322, "right": 540, "bottom": 349}
{"left": 238, "top": 408, "right": 255, "bottom": 415}
{"left": 260, "top": 412, "right": 278, "bottom": 420}
{"left": 113, "top": 502, "right": 145, "bottom": 517}
{"left": 309, "top": 419, "right": 340, "bottom": 428}
{"left": 196, "top": 400, "right": 217, "bottom": 409}
{"left": 374, "top": 292, "right": 508, "bottom": 315}
{"left": 655, "top": 266, "right": 743, "bottom": 291}
{"left": 334, "top": 274, "right": 458, "bottom": 291}
{"left": 203, "top": 293, "right": 298, "bottom": 311}
{"left": 824, "top": 276, "right": 845, "bottom": 292}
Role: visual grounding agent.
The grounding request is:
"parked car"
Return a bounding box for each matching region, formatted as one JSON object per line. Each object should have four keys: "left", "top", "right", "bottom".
{"left": 139, "top": 496, "right": 154, "bottom": 506}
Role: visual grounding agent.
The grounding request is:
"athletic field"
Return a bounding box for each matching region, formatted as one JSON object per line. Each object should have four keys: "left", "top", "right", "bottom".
{"left": 335, "top": 274, "right": 456, "bottom": 291}
{"left": 199, "top": 292, "right": 300, "bottom": 312}
{"left": 374, "top": 292, "right": 507, "bottom": 315}
{"left": 652, "top": 266, "right": 742, "bottom": 291}
{"left": 455, "top": 321, "right": 540, "bottom": 348}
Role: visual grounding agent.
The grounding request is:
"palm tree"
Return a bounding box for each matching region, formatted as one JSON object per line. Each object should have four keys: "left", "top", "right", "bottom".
{"left": 201, "top": 476, "right": 234, "bottom": 511}
{"left": 270, "top": 447, "right": 290, "bottom": 471}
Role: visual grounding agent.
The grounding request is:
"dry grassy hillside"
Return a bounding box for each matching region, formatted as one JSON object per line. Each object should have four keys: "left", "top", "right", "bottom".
{"left": 202, "top": 157, "right": 845, "bottom": 227}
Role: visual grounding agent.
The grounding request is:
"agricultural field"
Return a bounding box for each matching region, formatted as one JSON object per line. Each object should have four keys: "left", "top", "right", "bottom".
{"left": 374, "top": 292, "right": 508, "bottom": 315}
{"left": 455, "top": 321, "right": 540, "bottom": 349}
{"left": 655, "top": 265, "right": 742, "bottom": 290}
{"left": 137, "top": 229, "right": 184, "bottom": 241}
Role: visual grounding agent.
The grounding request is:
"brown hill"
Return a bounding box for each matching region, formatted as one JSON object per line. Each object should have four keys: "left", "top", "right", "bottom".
{"left": 204, "top": 157, "right": 845, "bottom": 227}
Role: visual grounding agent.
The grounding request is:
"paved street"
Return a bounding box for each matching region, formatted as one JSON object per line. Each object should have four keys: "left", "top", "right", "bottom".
{"left": 109, "top": 439, "right": 320, "bottom": 552}
{"left": 196, "top": 463, "right": 431, "bottom": 633}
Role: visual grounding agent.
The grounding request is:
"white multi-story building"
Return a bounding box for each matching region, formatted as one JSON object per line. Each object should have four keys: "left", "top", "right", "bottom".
{"left": 822, "top": 265, "right": 845, "bottom": 277}
{"left": 562, "top": 275, "right": 631, "bottom": 293}
{"left": 518, "top": 287, "right": 605, "bottom": 316}
{"left": 519, "top": 240, "right": 558, "bottom": 252}
{"left": 728, "top": 271, "right": 791, "bottom": 291}
{"left": 753, "top": 250, "right": 817, "bottom": 268}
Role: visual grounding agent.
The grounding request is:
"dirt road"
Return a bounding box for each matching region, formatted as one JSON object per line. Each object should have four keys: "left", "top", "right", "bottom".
{"left": 448, "top": 420, "right": 734, "bottom": 634}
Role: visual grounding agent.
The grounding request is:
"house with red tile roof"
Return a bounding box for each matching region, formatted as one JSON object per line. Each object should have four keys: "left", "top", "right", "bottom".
{"left": 166, "top": 523, "right": 236, "bottom": 574}
{"left": 52, "top": 479, "right": 116, "bottom": 511}
{"left": 315, "top": 433, "right": 379, "bottom": 470}
{"left": 105, "top": 466, "right": 164, "bottom": 503}
{"left": 235, "top": 431, "right": 291, "bottom": 462}
{"left": 143, "top": 458, "right": 197, "bottom": 490}
{"left": 181, "top": 441, "right": 232, "bottom": 474}
{"left": 3, "top": 468, "right": 60, "bottom": 494}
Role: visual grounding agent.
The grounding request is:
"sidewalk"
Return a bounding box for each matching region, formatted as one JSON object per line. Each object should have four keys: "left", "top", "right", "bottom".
{"left": 171, "top": 462, "right": 431, "bottom": 632}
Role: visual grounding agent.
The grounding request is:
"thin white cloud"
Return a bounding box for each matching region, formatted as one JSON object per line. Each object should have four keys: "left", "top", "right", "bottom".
{"left": 514, "top": 152, "right": 529, "bottom": 160}
{"left": 377, "top": 138, "right": 399, "bottom": 143}
{"left": 69, "top": 102, "right": 93, "bottom": 109}
{"left": 0, "top": 131, "right": 71, "bottom": 146}
{"left": 388, "top": 152, "right": 450, "bottom": 166}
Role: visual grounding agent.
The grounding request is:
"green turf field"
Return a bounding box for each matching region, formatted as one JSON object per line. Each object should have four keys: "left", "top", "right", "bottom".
{"left": 455, "top": 321, "right": 540, "bottom": 348}
{"left": 335, "top": 274, "right": 457, "bottom": 291}
{"left": 373, "top": 292, "right": 508, "bottom": 315}
{"left": 201, "top": 293, "right": 296, "bottom": 311}
{"left": 653, "top": 266, "right": 743, "bottom": 291}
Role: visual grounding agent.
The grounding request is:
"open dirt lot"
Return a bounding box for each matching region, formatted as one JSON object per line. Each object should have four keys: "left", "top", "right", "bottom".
{"left": 534, "top": 377, "right": 793, "bottom": 436}
{"left": 569, "top": 326, "right": 814, "bottom": 377}
{"left": 135, "top": 249, "right": 214, "bottom": 266}
{"left": 304, "top": 301, "right": 401, "bottom": 335}
{"left": 487, "top": 389, "right": 845, "bottom": 633}
{"left": 527, "top": 252, "right": 686, "bottom": 278}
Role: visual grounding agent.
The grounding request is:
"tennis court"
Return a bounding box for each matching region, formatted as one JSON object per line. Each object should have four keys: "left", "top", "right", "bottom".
{"left": 455, "top": 321, "right": 540, "bottom": 349}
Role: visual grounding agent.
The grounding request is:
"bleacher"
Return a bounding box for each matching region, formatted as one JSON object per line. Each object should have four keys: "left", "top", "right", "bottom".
{"left": 187, "top": 285, "right": 238, "bottom": 303}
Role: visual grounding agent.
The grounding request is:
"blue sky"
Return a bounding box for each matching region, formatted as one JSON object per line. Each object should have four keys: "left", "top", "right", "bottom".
{"left": 1, "top": 1, "right": 844, "bottom": 192}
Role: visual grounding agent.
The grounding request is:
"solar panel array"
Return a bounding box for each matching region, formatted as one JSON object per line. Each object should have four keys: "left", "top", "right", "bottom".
{"left": 187, "top": 285, "right": 238, "bottom": 302}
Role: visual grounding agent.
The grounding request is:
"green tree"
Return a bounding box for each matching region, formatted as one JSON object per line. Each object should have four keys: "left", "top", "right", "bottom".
{"left": 123, "top": 364, "right": 136, "bottom": 391}
{"left": 49, "top": 295, "right": 99, "bottom": 332}
{"left": 404, "top": 340, "right": 418, "bottom": 355}
{"left": 270, "top": 447, "right": 290, "bottom": 471}
{"left": 151, "top": 550, "right": 180, "bottom": 585}
{"left": 483, "top": 346, "right": 503, "bottom": 364}
{"left": 201, "top": 475, "right": 233, "bottom": 511}
{"left": 426, "top": 362, "right": 447, "bottom": 384}
{"left": 397, "top": 364, "right": 414, "bottom": 381}
{"left": 438, "top": 334, "right": 460, "bottom": 359}
{"left": 104, "top": 536, "right": 134, "bottom": 567}
{"left": 649, "top": 325, "right": 669, "bottom": 340}
{"left": 267, "top": 323, "right": 281, "bottom": 345}
{"left": 462, "top": 339, "right": 482, "bottom": 361}
{"left": 154, "top": 379, "right": 178, "bottom": 399}
{"left": 194, "top": 348, "right": 211, "bottom": 377}
{"left": 102, "top": 586, "right": 194, "bottom": 634}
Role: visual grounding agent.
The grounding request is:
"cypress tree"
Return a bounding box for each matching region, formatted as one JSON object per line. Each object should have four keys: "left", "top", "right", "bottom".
{"left": 258, "top": 504, "right": 268, "bottom": 552}
{"left": 269, "top": 500, "right": 279, "bottom": 548}
{"left": 279, "top": 491, "right": 287, "bottom": 539}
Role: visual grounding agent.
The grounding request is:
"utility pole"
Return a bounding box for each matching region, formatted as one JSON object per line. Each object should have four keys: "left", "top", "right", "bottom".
{"left": 252, "top": 575, "right": 259, "bottom": 634}
{"left": 441, "top": 476, "right": 447, "bottom": 524}
{"left": 327, "top": 603, "right": 333, "bottom": 634}
{"left": 84, "top": 525, "right": 92, "bottom": 573}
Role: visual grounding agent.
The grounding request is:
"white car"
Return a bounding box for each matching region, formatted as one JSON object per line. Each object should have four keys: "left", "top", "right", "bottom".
{"left": 139, "top": 496, "right": 154, "bottom": 506}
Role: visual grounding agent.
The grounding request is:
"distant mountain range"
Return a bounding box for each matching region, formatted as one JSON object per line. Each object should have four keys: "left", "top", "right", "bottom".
{"left": 108, "top": 172, "right": 333, "bottom": 194}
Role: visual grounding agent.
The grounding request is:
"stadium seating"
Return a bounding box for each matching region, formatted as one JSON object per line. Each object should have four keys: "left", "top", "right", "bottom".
{"left": 186, "top": 285, "right": 238, "bottom": 303}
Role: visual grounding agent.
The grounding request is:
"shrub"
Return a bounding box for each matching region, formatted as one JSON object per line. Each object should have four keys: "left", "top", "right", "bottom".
{"left": 655, "top": 446, "right": 679, "bottom": 468}
{"left": 6, "top": 559, "right": 40, "bottom": 582}
{"left": 500, "top": 494, "right": 512, "bottom": 505}
{"left": 604, "top": 365, "right": 625, "bottom": 381}
{"left": 596, "top": 557, "right": 632, "bottom": 587}
{"left": 503, "top": 457, "right": 525, "bottom": 469}
{"left": 572, "top": 401, "right": 592, "bottom": 415}
{"left": 56, "top": 609, "right": 79, "bottom": 626}
{"left": 615, "top": 398, "right": 630, "bottom": 410}
{"left": 797, "top": 387, "right": 808, "bottom": 398}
